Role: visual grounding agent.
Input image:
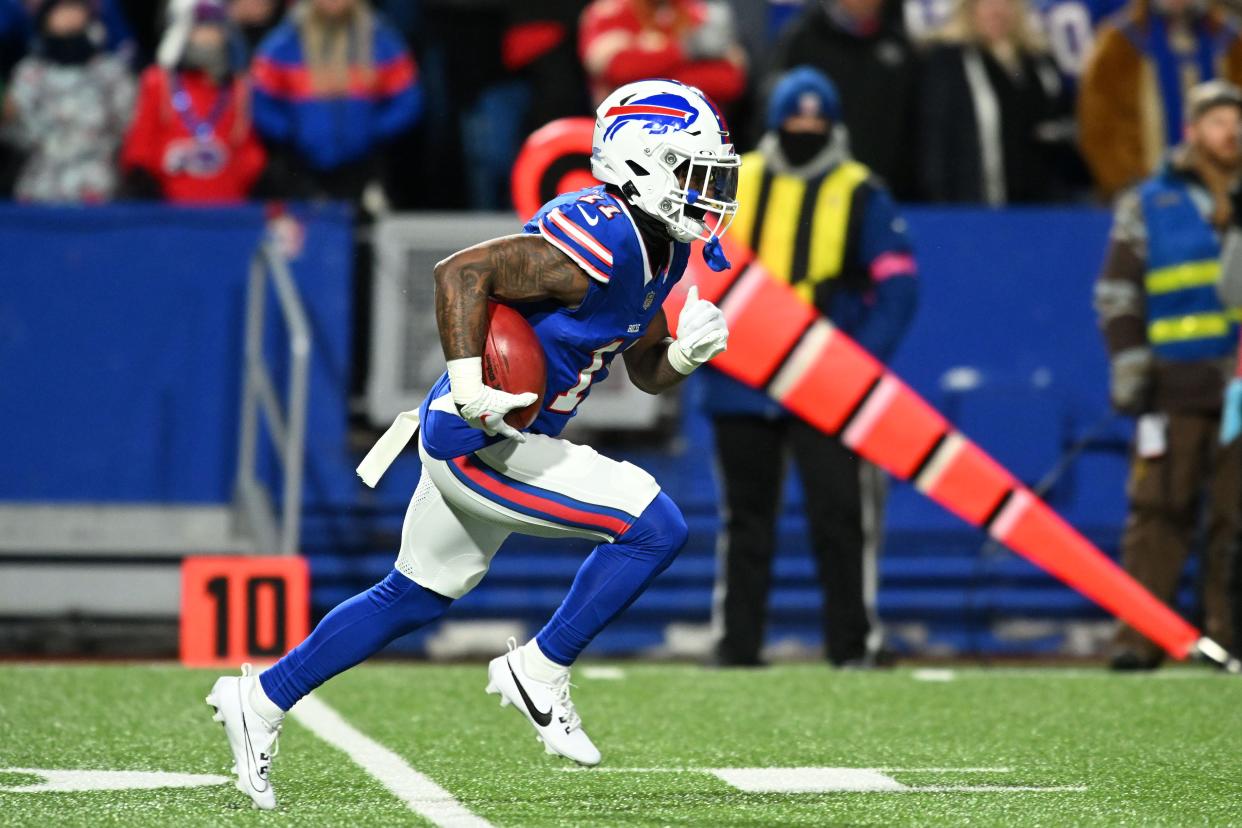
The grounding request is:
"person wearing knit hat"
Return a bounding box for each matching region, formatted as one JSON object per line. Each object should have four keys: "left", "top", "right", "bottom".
{"left": 120, "top": 0, "right": 266, "bottom": 202}
{"left": 1186, "top": 78, "right": 1242, "bottom": 124}
{"left": 764, "top": 65, "right": 845, "bottom": 170}
{"left": 1095, "top": 77, "right": 1242, "bottom": 670}
{"left": 1205, "top": 79, "right": 1242, "bottom": 657}
{"left": 3, "top": 0, "right": 134, "bottom": 202}
{"left": 702, "top": 66, "right": 918, "bottom": 669}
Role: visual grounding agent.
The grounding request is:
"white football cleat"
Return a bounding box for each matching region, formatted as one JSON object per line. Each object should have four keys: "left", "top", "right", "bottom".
{"left": 485, "top": 639, "right": 601, "bottom": 766}
{"left": 205, "top": 664, "right": 281, "bottom": 810}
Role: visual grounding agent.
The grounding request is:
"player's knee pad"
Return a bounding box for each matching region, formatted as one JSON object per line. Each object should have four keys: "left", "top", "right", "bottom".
{"left": 619, "top": 491, "right": 689, "bottom": 570}
{"left": 368, "top": 569, "right": 453, "bottom": 632}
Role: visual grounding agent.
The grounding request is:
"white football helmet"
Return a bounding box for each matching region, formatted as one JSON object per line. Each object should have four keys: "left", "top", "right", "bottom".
{"left": 591, "top": 79, "right": 740, "bottom": 244}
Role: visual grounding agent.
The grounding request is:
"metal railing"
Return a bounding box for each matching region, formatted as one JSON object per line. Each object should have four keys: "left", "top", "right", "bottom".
{"left": 233, "top": 241, "right": 311, "bottom": 555}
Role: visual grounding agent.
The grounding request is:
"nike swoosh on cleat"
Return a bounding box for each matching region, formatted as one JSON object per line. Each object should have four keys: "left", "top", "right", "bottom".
{"left": 237, "top": 682, "right": 270, "bottom": 792}
{"left": 507, "top": 659, "right": 553, "bottom": 727}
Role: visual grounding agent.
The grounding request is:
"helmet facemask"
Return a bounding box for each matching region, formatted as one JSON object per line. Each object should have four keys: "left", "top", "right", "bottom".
{"left": 589, "top": 79, "right": 741, "bottom": 259}
{"left": 645, "top": 145, "right": 740, "bottom": 244}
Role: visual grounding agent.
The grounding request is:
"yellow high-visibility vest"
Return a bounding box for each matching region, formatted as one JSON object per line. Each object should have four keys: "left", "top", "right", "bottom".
{"left": 732, "top": 151, "right": 871, "bottom": 304}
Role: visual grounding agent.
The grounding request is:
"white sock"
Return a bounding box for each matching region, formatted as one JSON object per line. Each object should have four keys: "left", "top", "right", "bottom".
{"left": 248, "top": 675, "right": 286, "bottom": 727}
{"left": 518, "top": 639, "right": 569, "bottom": 683}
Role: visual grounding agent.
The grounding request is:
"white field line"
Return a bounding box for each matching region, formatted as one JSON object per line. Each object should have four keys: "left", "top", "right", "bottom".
{"left": 558, "top": 767, "right": 1015, "bottom": 774}
{"left": 558, "top": 769, "right": 1083, "bottom": 794}
{"left": 912, "top": 669, "right": 957, "bottom": 682}
{"left": 580, "top": 666, "right": 626, "bottom": 680}
{"left": 875, "top": 767, "right": 1012, "bottom": 773}
{"left": 911, "top": 668, "right": 1226, "bottom": 681}
{"left": 907, "top": 785, "right": 1088, "bottom": 793}
{"left": 292, "top": 694, "right": 493, "bottom": 828}
{"left": 558, "top": 767, "right": 702, "bottom": 773}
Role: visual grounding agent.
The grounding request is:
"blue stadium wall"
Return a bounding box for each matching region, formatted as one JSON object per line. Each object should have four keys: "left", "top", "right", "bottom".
{"left": 3, "top": 204, "right": 1179, "bottom": 657}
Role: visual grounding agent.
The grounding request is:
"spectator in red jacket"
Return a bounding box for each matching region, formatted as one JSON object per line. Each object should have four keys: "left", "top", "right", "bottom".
{"left": 580, "top": 0, "right": 747, "bottom": 108}
{"left": 121, "top": 0, "right": 265, "bottom": 202}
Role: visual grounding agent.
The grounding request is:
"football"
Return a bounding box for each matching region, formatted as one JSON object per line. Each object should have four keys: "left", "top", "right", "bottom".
{"left": 483, "top": 301, "right": 547, "bottom": 429}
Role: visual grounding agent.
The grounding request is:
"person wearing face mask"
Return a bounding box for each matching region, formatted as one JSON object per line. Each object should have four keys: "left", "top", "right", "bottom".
{"left": 1, "top": 0, "right": 133, "bottom": 203}
{"left": 919, "top": 0, "right": 1076, "bottom": 203}
{"left": 121, "top": 0, "right": 265, "bottom": 202}
{"left": 1080, "top": 0, "right": 1242, "bottom": 200}
{"left": 701, "top": 66, "right": 918, "bottom": 668}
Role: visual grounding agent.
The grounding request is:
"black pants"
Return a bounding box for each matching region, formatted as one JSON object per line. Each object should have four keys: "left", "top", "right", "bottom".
{"left": 711, "top": 415, "right": 873, "bottom": 665}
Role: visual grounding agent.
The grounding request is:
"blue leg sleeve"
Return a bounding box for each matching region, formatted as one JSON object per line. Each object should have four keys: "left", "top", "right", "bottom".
{"left": 260, "top": 569, "right": 452, "bottom": 710}
{"left": 535, "top": 492, "right": 689, "bottom": 666}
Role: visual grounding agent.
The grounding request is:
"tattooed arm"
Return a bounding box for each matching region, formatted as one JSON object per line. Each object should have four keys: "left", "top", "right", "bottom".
{"left": 433, "top": 234, "right": 590, "bottom": 361}
{"left": 432, "top": 235, "right": 590, "bottom": 440}
{"left": 623, "top": 310, "right": 690, "bottom": 394}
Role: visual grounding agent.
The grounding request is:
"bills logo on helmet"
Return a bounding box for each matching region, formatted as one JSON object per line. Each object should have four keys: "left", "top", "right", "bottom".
{"left": 602, "top": 93, "right": 699, "bottom": 140}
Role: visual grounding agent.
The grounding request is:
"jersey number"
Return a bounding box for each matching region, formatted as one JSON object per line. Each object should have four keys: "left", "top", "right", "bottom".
{"left": 1044, "top": 2, "right": 1093, "bottom": 77}
{"left": 547, "top": 339, "right": 624, "bottom": 414}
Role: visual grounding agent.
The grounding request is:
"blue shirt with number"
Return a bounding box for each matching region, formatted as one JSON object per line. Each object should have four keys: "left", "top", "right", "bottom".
{"left": 419, "top": 186, "right": 691, "bottom": 460}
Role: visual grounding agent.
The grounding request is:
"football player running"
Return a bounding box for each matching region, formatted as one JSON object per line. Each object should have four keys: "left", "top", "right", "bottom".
{"left": 207, "top": 78, "right": 740, "bottom": 809}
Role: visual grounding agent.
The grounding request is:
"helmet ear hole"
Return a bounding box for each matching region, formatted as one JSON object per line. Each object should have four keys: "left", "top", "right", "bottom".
{"left": 625, "top": 160, "right": 650, "bottom": 176}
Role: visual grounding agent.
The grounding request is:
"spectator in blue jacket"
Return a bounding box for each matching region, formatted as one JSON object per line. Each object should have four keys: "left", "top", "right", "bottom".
{"left": 250, "top": 0, "right": 421, "bottom": 201}
{"left": 703, "top": 66, "right": 917, "bottom": 668}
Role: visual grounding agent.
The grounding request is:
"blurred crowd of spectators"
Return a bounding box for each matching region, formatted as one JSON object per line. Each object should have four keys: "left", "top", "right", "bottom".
{"left": 2, "top": 0, "right": 1241, "bottom": 211}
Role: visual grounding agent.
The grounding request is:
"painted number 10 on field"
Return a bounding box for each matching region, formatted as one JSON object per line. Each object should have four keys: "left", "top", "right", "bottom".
{"left": 180, "top": 556, "right": 309, "bottom": 667}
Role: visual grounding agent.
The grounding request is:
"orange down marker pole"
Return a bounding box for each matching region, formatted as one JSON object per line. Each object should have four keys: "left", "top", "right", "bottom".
{"left": 673, "top": 235, "right": 1234, "bottom": 666}
{"left": 510, "top": 119, "right": 1233, "bottom": 666}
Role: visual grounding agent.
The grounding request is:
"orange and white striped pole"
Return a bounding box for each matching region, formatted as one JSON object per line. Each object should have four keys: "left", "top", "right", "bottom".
{"left": 671, "top": 235, "right": 1237, "bottom": 668}
{"left": 509, "top": 116, "right": 1237, "bottom": 667}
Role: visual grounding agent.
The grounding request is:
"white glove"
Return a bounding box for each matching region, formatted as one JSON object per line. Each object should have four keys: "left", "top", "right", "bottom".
{"left": 668, "top": 286, "right": 729, "bottom": 375}
{"left": 447, "top": 357, "right": 537, "bottom": 442}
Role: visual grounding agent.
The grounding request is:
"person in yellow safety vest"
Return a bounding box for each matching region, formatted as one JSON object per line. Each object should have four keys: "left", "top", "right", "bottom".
{"left": 700, "top": 66, "right": 918, "bottom": 668}
{"left": 1094, "top": 79, "right": 1242, "bottom": 670}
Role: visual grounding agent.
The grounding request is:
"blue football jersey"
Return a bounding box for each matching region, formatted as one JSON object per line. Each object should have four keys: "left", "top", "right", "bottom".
{"left": 419, "top": 185, "right": 691, "bottom": 460}
{"left": 1031, "top": 0, "right": 1126, "bottom": 80}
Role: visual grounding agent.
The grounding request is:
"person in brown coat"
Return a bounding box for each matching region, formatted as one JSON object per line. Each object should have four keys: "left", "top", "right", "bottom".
{"left": 1078, "top": 0, "right": 1242, "bottom": 200}
{"left": 1094, "top": 81, "right": 1242, "bottom": 669}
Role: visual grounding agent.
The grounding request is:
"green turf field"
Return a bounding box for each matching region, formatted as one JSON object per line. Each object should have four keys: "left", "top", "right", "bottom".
{"left": 1, "top": 662, "right": 1240, "bottom": 826}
